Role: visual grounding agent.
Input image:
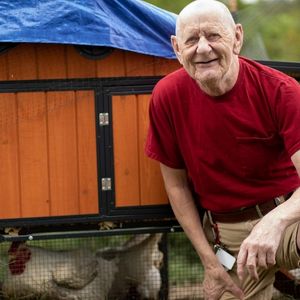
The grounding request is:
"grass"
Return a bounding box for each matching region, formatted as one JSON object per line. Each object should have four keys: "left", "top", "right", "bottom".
{"left": 168, "top": 232, "right": 204, "bottom": 285}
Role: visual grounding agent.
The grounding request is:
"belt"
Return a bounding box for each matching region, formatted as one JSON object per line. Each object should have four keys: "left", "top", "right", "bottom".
{"left": 208, "top": 192, "right": 293, "bottom": 223}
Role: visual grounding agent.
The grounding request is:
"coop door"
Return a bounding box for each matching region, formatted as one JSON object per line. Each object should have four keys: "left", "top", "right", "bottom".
{"left": 0, "top": 88, "right": 99, "bottom": 221}
{"left": 99, "top": 79, "right": 171, "bottom": 218}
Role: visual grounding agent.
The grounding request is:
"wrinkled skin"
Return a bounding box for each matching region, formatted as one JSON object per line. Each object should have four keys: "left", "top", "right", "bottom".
{"left": 171, "top": 1, "right": 243, "bottom": 96}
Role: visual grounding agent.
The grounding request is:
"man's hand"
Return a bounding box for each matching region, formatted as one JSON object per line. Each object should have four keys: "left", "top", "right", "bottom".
{"left": 236, "top": 216, "right": 284, "bottom": 281}
{"left": 203, "top": 266, "right": 244, "bottom": 300}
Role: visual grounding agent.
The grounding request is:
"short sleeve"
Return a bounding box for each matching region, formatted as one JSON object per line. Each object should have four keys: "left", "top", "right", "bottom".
{"left": 145, "top": 85, "right": 185, "bottom": 169}
{"left": 275, "top": 78, "right": 300, "bottom": 157}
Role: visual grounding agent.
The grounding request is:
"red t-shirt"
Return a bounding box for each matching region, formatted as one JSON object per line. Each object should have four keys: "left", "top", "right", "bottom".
{"left": 145, "top": 56, "right": 300, "bottom": 212}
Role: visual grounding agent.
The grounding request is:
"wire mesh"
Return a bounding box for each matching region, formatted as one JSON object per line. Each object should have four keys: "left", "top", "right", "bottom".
{"left": 0, "top": 232, "right": 204, "bottom": 300}
{"left": 0, "top": 232, "right": 300, "bottom": 299}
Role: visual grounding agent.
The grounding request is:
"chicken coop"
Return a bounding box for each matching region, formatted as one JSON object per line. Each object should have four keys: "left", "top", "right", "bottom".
{"left": 0, "top": 0, "right": 180, "bottom": 232}
{"left": 0, "top": 0, "right": 300, "bottom": 299}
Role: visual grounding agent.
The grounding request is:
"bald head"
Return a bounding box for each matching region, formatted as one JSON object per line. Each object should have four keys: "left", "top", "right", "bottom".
{"left": 170, "top": 0, "right": 244, "bottom": 96}
{"left": 176, "top": 0, "right": 236, "bottom": 38}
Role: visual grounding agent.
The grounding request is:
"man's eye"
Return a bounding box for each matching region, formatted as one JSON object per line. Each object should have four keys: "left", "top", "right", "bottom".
{"left": 207, "top": 33, "right": 220, "bottom": 41}
{"left": 185, "top": 37, "right": 199, "bottom": 45}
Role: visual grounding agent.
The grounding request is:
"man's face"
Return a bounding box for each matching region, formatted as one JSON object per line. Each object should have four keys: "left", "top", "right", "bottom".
{"left": 173, "top": 12, "right": 241, "bottom": 89}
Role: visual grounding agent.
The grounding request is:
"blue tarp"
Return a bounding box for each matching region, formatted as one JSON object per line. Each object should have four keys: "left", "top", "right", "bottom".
{"left": 0, "top": 0, "right": 177, "bottom": 58}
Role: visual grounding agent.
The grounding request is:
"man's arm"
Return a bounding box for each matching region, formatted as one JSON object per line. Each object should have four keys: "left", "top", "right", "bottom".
{"left": 237, "top": 150, "right": 300, "bottom": 281}
{"left": 160, "top": 163, "right": 244, "bottom": 299}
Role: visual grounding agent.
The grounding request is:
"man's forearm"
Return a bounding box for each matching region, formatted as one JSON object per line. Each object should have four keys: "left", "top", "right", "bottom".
{"left": 265, "top": 187, "right": 300, "bottom": 228}
{"left": 167, "top": 184, "right": 221, "bottom": 270}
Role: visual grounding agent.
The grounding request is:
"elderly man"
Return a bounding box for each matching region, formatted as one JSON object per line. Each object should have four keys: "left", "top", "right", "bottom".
{"left": 145, "top": 0, "right": 300, "bottom": 299}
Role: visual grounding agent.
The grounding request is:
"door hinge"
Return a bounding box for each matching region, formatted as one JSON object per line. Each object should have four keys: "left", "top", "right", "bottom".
{"left": 99, "top": 113, "right": 109, "bottom": 126}
{"left": 101, "top": 178, "right": 112, "bottom": 191}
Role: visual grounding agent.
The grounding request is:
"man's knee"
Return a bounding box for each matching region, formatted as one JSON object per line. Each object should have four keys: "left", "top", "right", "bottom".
{"left": 276, "top": 222, "right": 300, "bottom": 270}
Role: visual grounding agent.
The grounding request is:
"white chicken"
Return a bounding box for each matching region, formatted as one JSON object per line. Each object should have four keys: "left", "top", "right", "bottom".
{"left": 2, "top": 241, "right": 118, "bottom": 300}
{"left": 2, "top": 233, "right": 163, "bottom": 300}
{"left": 102, "top": 233, "right": 163, "bottom": 299}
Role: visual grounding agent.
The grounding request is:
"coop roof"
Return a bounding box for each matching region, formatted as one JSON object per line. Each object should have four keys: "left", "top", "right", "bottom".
{"left": 0, "top": 0, "right": 177, "bottom": 59}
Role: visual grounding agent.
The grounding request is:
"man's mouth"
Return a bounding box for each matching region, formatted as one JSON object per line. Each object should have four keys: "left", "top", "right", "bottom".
{"left": 196, "top": 58, "right": 218, "bottom": 64}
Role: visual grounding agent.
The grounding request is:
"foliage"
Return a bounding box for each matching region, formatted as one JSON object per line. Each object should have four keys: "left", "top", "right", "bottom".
{"left": 144, "top": 0, "right": 300, "bottom": 62}
{"left": 144, "top": 0, "right": 192, "bottom": 13}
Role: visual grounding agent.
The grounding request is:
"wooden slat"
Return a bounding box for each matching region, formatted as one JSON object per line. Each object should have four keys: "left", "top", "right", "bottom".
{"left": 0, "top": 54, "right": 8, "bottom": 80}
{"left": 36, "top": 44, "right": 67, "bottom": 79}
{"left": 125, "top": 52, "right": 155, "bottom": 76}
{"left": 66, "top": 46, "right": 97, "bottom": 78}
{"left": 47, "top": 91, "right": 79, "bottom": 216}
{"left": 75, "top": 91, "right": 99, "bottom": 214}
{"left": 0, "top": 93, "right": 21, "bottom": 218}
{"left": 96, "top": 49, "right": 126, "bottom": 77}
{"left": 138, "top": 94, "right": 168, "bottom": 205}
{"left": 7, "top": 44, "right": 38, "bottom": 80}
{"left": 17, "top": 92, "right": 50, "bottom": 217}
{"left": 153, "top": 57, "right": 180, "bottom": 76}
{"left": 112, "top": 95, "right": 140, "bottom": 206}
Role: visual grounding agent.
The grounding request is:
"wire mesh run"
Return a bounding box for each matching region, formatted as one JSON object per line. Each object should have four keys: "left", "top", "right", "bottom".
{"left": 0, "top": 232, "right": 204, "bottom": 300}
{"left": 0, "top": 231, "right": 298, "bottom": 300}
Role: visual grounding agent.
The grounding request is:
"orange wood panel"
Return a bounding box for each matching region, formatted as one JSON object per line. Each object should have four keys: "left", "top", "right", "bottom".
{"left": 47, "top": 91, "right": 80, "bottom": 216}
{"left": 96, "top": 49, "right": 126, "bottom": 77}
{"left": 112, "top": 95, "right": 140, "bottom": 206}
{"left": 138, "top": 94, "right": 168, "bottom": 205}
{"left": 0, "top": 93, "right": 21, "bottom": 218}
{"left": 36, "top": 44, "right": 67, "bottom": 79}
{"left": 17, "top": 92, "right": 50, "bottom": 217}
{"left": 125, "top": 52, "right": 155, "bottom": 76}
{"left": 7, "top": 44, "right": 38, "bottom": 80}
{"left": 66, "top": 46, "right": 97, "bottom": 78}
{"left": 0, "top": 54, "right": 8, "bottom": 80}
{"left": 75, "top": 90, "right": 99, "bottom": 214}
{"left": 153, "top": 57, "right": 180, "bottom": 76}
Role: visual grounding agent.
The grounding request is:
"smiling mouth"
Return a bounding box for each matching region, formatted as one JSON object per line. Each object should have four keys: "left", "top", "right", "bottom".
{"left": 197, "top": 58, "right": 218, "bottom": 64}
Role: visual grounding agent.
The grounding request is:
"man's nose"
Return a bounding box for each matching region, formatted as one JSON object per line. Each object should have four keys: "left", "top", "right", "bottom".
{"left": 196, "top": 37, "right": 211, "bottom": 53}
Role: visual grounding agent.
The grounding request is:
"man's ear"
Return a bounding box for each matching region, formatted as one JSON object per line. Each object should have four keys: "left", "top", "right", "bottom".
{"left": 171, "top": 35, "right": 183, "bottom": 64}
{"left": 233, "top": 24, "right": 244, "bottom": 55}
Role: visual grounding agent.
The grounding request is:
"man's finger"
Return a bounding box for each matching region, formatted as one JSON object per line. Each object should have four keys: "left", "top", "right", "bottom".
{"left": 266, "top": 250, "right": 276, "bottom": 266}
{"left": 257, "top": 251, "right": 268, "bottom": 269}
{"left": 237, "top": 246, "right": 247, "bottom": 281}
{"left": 246, "top": 263, "right": 259, "bottom": 281}
{"left": 246, "top": 251, "right": 259, "bottom": 280}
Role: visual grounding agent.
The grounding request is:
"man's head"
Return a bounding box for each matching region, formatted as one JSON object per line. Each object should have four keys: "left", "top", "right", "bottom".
{"left": 171, "top": 0, "right": 243, "bottom": 96}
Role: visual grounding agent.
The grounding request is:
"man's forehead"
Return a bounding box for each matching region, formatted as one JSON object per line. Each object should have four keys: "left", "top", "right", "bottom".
{"left": 182, "top": 20, "right": 221, "bottom": 33}
{"left": 176, "top": 0, "right": 234, "bottom": 36}
{"left": 178, "top": 12, "right": 227, "bottom": 37}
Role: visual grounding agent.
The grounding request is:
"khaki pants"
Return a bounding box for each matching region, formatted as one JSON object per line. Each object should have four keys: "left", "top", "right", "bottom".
{"left": 203, "top": 214, "right": 300, "bottom": 299}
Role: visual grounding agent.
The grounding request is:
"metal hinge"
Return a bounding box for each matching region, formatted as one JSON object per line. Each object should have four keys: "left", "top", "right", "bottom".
{"left": 101, "top": 178, "right": 112, "bottom": 191}
{"left": 99, "top": 113, "right": 109, "bottom": 126}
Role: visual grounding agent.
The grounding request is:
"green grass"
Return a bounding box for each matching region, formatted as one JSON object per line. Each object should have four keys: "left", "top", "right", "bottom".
{"left": 168, "top": 232, "right": 204, "bottom": 284}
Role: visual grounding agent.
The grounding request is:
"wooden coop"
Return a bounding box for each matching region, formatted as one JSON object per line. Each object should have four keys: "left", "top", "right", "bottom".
{"left": 0, "top": 0, "right": 181, "bottom": 233}
{"left": 0, "top": 2, "right": 182, "bottom": 297}
{"left": 0, "top": 43, "right": 181, "bottom": 231}
{"left": 0, "top": 0, "right": 299, "bottom": 234}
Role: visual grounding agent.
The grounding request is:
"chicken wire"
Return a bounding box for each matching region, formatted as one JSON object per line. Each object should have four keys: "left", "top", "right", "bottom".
{"left": 0, "top": 231, "right": 204, "bottom": 300}
{"left": 0, "top": 231, "right": 297, "bottom": 300}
